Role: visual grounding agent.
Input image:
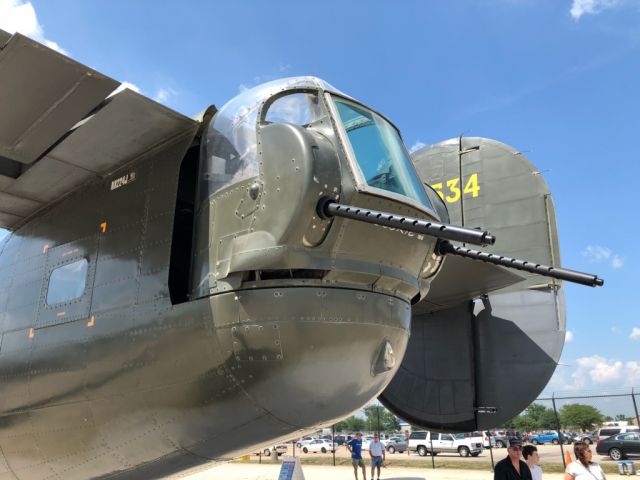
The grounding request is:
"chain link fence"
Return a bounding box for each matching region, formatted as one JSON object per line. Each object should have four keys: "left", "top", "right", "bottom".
{"left": 269, "top": 389, "right": 640, "bottom": 474}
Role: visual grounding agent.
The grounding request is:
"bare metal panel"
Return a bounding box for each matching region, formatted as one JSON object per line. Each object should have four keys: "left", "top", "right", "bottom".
{"left": 5, "top": 158, "right": 95, "bottom": 204}
{"left": 0, "top": 211, "right": 21, "bottom": 225}
{"left": 0, "top": 83, "right": 196, "bottom": 230}
{"left": 0, "top": 192, "right": 42, "bottom": 217}
{"left": 0, "top": 174, "right": 13, "bottom": 190}
{"left": 0, "top": 33, "right": 119, "bottom": 164}
{"left": 0, "top": 29, "right": 10, "bottom": 46}
{"left": 48, "top": 89, "right": 197, "bottom": 174}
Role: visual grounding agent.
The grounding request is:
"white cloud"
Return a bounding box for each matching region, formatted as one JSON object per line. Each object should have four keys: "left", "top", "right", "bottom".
{"left": 546, "top": 355, "right": 640, "bottom": 397}
{"left": 409, "top": 141, "right": 426, "bottom": 153}
{"left": 154, "top": 87, "right": 177, "bottom": 104}
{"left": 0, "top": 0, "right": 67, "bottom": 54}
{"left": 611, "top": 255, "right": 624, "bottom": 268}
{"left": 572, "top": 355, "right": 622, "bottom": 387}
{"left": 581, "top": 245, "right": 624, "bottom": 269}
{"left": 565, "top": 330, "right": 574, "bottom": 342}
{"left": 570, "top": 0, "right": 623, "bottom": 20}
{"left": 630, "top": 327, "right": 640, "bottom": 340}
{"left": 611, "top": 326, "right": 620, "bottom": 334}
{"left": 627, "top": 361, "right": 640, "bottom": 385}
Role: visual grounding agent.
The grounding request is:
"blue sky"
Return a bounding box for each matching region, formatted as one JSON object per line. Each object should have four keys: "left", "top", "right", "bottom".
{"left": 1, "top": 0, "right": 639, "bottom": 411}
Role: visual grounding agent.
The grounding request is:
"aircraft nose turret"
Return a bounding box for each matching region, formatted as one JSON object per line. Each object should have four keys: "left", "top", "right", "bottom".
{"left": 211, "top": 286, "right": 410, "bottom": 429}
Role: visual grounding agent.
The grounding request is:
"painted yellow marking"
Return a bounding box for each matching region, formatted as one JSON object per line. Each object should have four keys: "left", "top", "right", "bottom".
{"left": 87, "top": 316, "right": 95, "bottom": 327}
{"left": 445, "top": 178, "right": 461, "bottom": 203}
{"left": 42, "top": 244, "right": 50, "bottom": 253}
{"left": 431, "top": 182, "right": 444, "bottom": 200}
{"left": 431, "top": 173, "right": 481, "bottom": 204}
{"left": 28, "top": 328, "right": 34, "bottom": 339}
{"left": 100, "top": 222, "right": 107, "bottom": 233}
{"left": 62, "top": 248, "right": 79, "bottom": 257}
{"left": 56, "top": 311, "right": 66, "bottom": 317}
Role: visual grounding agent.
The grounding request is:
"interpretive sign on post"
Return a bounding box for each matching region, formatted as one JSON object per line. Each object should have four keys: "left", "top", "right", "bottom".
{"left": 277, "top": 456, "right": 305, "bottom": 480}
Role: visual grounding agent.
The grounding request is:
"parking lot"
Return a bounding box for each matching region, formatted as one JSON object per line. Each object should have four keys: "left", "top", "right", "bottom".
{"left": 262, "top": 443, "right": 620, "bottom": 466}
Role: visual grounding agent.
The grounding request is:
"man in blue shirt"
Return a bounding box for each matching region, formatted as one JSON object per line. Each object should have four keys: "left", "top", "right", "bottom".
{"left": 346, "top": 432, "right": 366, "bottom": 480}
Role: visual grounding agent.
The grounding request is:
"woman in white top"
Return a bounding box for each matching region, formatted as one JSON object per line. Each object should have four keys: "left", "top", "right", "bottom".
{"left": 564, "top": 442, "right": 607, "bottom": 480}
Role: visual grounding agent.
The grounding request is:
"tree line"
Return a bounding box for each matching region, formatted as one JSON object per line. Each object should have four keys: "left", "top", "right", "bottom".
{"left": 333, "top": 405, "right": 401, "bottom": 433}
{"left": 504, "top": 403, "right": 635, "bottom": 431}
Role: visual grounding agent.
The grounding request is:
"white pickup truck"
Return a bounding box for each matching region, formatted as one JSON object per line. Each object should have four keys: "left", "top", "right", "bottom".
{"left": 408, "top": 431, "right": 483, "bottom": 457}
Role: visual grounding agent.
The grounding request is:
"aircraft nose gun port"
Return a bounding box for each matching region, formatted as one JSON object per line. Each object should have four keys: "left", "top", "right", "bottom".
{"left": 438, "top": 241, "right": 604, "bottom": 287}
{"left": 316, "top": 197, "right": 496, "bottom": 247}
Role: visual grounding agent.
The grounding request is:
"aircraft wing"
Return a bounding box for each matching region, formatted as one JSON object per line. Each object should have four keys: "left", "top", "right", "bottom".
{"left": 0, "top": 29, "right": 197, "bottom": 230}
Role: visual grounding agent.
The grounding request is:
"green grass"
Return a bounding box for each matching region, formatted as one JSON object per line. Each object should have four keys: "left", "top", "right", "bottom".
{"left": 235, "top": 456, "right": 623, "bottom": 474}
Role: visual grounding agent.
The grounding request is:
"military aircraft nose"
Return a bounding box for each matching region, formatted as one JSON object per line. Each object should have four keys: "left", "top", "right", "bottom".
{"left": 213, "top": 287, "right": 410, "bottom": 428}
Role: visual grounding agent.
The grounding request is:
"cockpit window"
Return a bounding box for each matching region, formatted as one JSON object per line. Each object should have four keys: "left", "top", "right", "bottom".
{"left": 333, "top": 97, "right": 432, "bottom": 209}
{"left": 265, "top": 92, "right": 324, "bottom": 125}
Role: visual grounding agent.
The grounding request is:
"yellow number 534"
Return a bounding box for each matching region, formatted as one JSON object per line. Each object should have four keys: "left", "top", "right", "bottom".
{"left": 431, "top": 173, "right": 480, "bottom": 203}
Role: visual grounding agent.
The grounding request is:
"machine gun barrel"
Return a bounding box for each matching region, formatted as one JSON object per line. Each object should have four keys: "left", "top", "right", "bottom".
{"left": 317, "top": 198, "right": 496, "bottom": 247}
{"left": 438, "top": 241, "right": 604, "bottom": 287}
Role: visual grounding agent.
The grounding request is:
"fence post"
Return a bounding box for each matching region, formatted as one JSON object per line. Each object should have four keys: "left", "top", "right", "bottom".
{"left": 332, "top": 424, "right": 336, "bottom": 466}
{"left": 552, "top": 394, "right": 566, "bottom": 469}
{"left": 488, "top": 437, "right": 495, "bottom": 472}
{"left": 632, "top": 388, "right": 640, "bottom": 429}
{"left": 430, "top": 433, "right": 436, "bottom": 470}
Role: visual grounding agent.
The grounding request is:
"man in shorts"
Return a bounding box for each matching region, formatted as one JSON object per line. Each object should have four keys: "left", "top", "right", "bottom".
{"left": 369, "top": 434, "right": 386, "bottom": 480}
{"left": 346, "top": 432, "right": 366, "bottom": 480}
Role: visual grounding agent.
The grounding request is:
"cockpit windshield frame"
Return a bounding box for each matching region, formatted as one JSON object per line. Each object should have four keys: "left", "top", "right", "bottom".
{"left": 324, "top": 92, "right": 435, "bottom": 214}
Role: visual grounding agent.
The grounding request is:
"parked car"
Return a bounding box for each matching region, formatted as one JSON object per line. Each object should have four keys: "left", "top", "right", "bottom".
{"left": 333, "top": 435, "right": 346, "bottom": 446}
{"left": 361, "top": 435, "right": 374, "bottom": 451}
{"left": 574, "top": 431, "right": 596, "bottom": 444}
{"left": 453, "top": 432, "right": 484, "bottom": 457}
{"left": 529, "top": 431, "right": 562, "bottom": 445}
{"left": 492, "top": 431, "right": 508, "bottom": 448}
{"left": 386, "top": 436, "right": 407, "bottom": 454}
{"left": 408, "top": 431, "right": 482, "bottom": 457}
{"left": 256, "top": 444, "right": 287, "bottom": 456}
{"left": 596, "top": 426, "right": 639, "bottom": 443}
{"left": 295, "top": 436, "right": 317, "bottom": 448}
{"left": 596, "top": 432, "right": 640, "bottom": 460}
{"left": 481, "top": 431, "right": 497, "bottom": 448}
{"left": 302, "top": 439, "right": 335, "bottom": 454}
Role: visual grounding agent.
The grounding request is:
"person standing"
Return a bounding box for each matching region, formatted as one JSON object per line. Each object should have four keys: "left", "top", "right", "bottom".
{"left": 346, "top": 432, "right": 367, "bottom": 480}
{"left": 564, "top": 442, "right": 607, "bottom": 480}
{"left": 494, "top": 439, "right": 532, "bottom": 480}
{"left": 522, "top": 445, "right": 542, "bottom": 480}
{"left": 369, "top": 434, "right": 385, "bottom": 480}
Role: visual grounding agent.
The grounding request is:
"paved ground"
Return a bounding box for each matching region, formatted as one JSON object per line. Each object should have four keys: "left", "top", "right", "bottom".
{"left": 180, "top": 462, "right": 571, "bottom": 480}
